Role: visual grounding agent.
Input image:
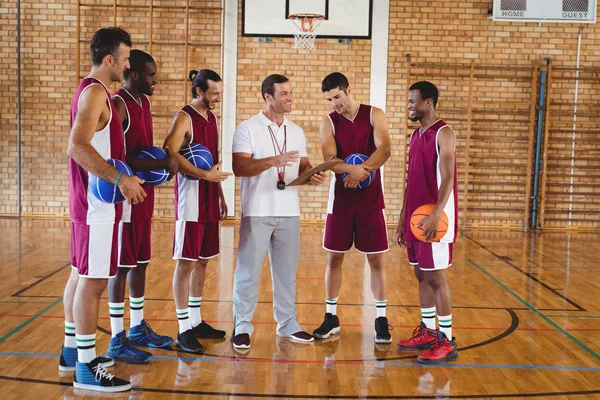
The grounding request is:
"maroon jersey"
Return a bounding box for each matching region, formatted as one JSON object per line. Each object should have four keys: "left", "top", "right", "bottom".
{"left": 68, "top": 77, "right": 125, "bottom": 225}
{"left": 403, "top": 119, "right": 458, "bottom": 243}
{"left": 113, "top": 88, "right": 154, "bottom": 222}
{"left": 174, "top": 105, "right": 220, "bottom": 223}
{"left": 326, "top": 104, "right": 385, "bottom": 214}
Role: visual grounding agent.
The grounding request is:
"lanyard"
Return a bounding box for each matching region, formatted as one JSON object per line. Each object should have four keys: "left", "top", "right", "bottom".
{"left": 267, "top": 125, "right": 287, "bottom": 185}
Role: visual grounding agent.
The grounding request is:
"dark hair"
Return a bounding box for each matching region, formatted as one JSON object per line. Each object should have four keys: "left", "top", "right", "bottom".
{"left": 409, "top": 81, "right": 439, "bottom": 108}
{"left": 90, "top": 27, "right": 132, "bottom": 66}
{"left": 189, "top": 69, "right": 222, "bottom": 98}
{"left": 124, "top": 50, "right": 155, "bottom": 80}
{"left": 321, "top": 72, "right": 349, "bottom": 93}
{"left": 261, "top": 74, "right": 289, "bottom": 100}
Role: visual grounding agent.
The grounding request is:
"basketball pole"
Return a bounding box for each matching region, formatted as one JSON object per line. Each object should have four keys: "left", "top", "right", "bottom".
{"left": 524, "top": 61, "right": 540, "bottom": 231}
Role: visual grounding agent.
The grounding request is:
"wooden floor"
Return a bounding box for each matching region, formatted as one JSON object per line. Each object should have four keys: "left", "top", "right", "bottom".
{"left": 0, "top": 218, "right": 599, "bottom": 399}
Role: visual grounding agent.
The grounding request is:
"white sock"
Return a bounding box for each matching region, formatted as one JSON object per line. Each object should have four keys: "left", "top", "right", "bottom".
{"left": 438, "top": 314, "right": 452, "bottom": 339}
{"left": 130, "top": 296, "right": 144, "bottom": 328}
{"left": 421, "top": 306, "right": 436, "bottom": 330}
{"left": 76, "top": 333, "right": 96, "bottom": 363}
{"left": 188, "top": 297, "right": 202, "bottom": 327}
{"left": 326, "top": 297, "right": 338, "bottom": 315}
{"left": 108, "top": 302, "right": 125, "bottom": 337}
{"left": 64, "top": 321, "right": 76, "bottom": 348}
{"left": 177, "top": 308, "right": 191, "bottom": 333}
{"left": 375, "top": 299, "right": 387, "bottom": 318}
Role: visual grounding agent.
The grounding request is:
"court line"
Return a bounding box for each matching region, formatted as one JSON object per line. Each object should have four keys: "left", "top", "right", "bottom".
{"left": 10, "top": 262, "right": 70, "bottom": 297}
{"left": 545, "top": 315, "right": 600, "bottom": 319}
{"left": 464, "top": 236, "right": 586, "bottom": 311}
{"left": 0, "top": 297, "right": 62, "bottom": 343}
{"left": 0, "top": 373, "right": 598, "bottom": 399}
{"left": 1, "top": 351, "right": 599, "bottom": 372}
{"left": 467, "top": 258, "right": 600, "bottom": 362}
{"left": 0, "top": 300, "right": 54, "bottom": 304}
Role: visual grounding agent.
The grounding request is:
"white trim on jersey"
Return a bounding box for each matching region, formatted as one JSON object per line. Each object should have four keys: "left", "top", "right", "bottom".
{"left": 327, "top": 114, "right": 336, "bottom": 136}
{"left": 370, "top": 106, "right": 374, "bottom": 127}
{"left": 79, "top": 82, "right": 117, "bottom": 225}
{"left": 435, "top": 124, "right": 456, "bottom": 243}
{"left": 111, "top": 94, "right": 131, "bottom": 135}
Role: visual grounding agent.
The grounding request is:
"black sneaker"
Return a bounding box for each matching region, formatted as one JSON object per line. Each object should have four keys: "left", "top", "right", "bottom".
{"left": 374, "top": 316, "right": 392, "bottom": 344}
{"left": 73, "top": 357, "right": 131, "bottom": 392}
{"left": 191, "top": 321, "right": 226, "bottom": 338}
{"left": 313, "top": 313, "right": 340, "bottom": 339}
{"left": 176, "top": 329, "right": 204, "bottom": 354}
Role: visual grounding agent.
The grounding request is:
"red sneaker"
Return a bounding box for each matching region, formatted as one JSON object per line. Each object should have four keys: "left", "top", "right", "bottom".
{"left": 396, "top": 322, "right": 437, "bottom": 350}
{"left": 417, "top": 331, "right": 458, "bottom": 364}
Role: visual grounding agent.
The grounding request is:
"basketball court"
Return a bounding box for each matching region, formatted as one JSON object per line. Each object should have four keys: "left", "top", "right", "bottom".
{"left": 1, "top": 0, "right": 599, "bottom": 398}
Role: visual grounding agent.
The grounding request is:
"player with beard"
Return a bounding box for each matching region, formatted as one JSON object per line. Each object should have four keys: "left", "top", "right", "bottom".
{"left": 163, "top": 69, "right": 232, "bottom": 353}
{"left": 395, "top": 81, "right": 458, "bottom": 364}
{"left": 105, "top": 50, "right": 178, "bottom": 364}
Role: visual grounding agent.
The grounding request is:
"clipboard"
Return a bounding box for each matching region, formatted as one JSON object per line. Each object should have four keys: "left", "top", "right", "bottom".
{"left": 287, "top": 159, "right": 342, "bottom": 186}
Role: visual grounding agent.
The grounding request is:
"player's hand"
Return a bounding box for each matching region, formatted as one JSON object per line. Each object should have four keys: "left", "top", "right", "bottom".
{"left": 417, "top": 214, "right": 440, "bottom": 242}
{"left": 163, "top": 146, "right": 180, "bottom": 180}
{"left": 219, "top": 196, "right": 228, "bottom": 221}
{"left": 343, "top": 175, "right": 360, "bottom": 188}
{"left": 395, "top": 224, "right": 407, "bottom": 248}
{"left": 204, "top": 161, "right": 233, "bottom": 182}
{"left": 309, "top": 171, "right": 326, "bottom": 186}
{"left": 348, "top": 164, "right": 371, "bottom": 181}
{"left": 271, "top": 151, "right": 300, "bottom": 167}
{"left": 119, "top": 175, "right": 147, "bottom": 205}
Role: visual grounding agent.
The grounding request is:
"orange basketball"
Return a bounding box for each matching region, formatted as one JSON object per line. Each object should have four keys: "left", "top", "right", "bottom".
{"left": 410, "top": 204, "right": 449, "bottom": 242}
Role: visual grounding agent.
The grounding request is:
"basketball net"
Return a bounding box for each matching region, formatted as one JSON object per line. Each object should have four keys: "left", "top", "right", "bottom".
{"left": 289, "top": 14, "right": 324, "bottom": 51}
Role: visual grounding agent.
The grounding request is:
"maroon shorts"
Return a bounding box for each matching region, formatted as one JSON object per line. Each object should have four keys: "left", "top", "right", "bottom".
{"left": 407, "top": 241, "right": 453, "bottom": 270}
{"left": 118, "top": 220, "right": 151, "bottom": 267}
{"left": 173, "top": 221, "right": 220, "bottom": 260}
{"left": 323, "top": 209, "right": 389, "bottom": 254}
{"left": 71, "top": 222, "right": 119, "bottom": 278}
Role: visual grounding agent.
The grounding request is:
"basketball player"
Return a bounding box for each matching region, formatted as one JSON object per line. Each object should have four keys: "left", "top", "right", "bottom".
{"left": 62, "top": 27, "right": 145, "bottom": 392}
{"left": 313, "top": 72, "right": 392, "bottom": 344}
{"left": 105, "top": 50, "right": 177, "bottom": 363}
{"left": 231, "top": 74, "right": 325, "bottom": 350}
{"left": 395, "top": 81, "right": 458, "bottom": 363}
{"left": 163, "top": 69, "right": 232, "bottom": 354}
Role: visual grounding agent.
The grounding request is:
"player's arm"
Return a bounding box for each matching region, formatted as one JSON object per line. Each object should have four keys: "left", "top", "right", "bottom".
{"left": 299, "top": 157, "right": 326, "bottom": 186}
{"left": 418, "top": 126, "right": 456, "bottom": 241}
{"left": 362, "top": 107, "right": 391, "bottom": 170}
{"left": 67, "top": 85, "right": 146, "bottom": 204}
{"left": 163, "top": 113, "right": 230, "bottom": 182}
{"left": 395, "top": 189, "right": 408, "bottom": 247}
{"left": 319, "top": 115, "right": 369, "bottom": 188}
{"left": 218, "top": 182, "right": 228, "bottom": 220}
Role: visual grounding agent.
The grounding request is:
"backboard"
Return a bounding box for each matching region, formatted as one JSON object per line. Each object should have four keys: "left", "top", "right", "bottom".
{"left": 242, "top": 0, "right": 373, "bottom": 39}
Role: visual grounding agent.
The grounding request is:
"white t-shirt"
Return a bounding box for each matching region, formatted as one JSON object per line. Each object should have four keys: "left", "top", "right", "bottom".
{"left": 232, "top": 111, "right": 308, "bottom": 217}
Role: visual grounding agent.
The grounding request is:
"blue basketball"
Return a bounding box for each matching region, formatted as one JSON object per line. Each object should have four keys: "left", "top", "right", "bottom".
{"left": 179, "top": 143, "right": 213, "bottom": 180}
{"left": 89, "top": 159, "right": 133, "bottom": 204}
{"left": 136, "top": 146, "right": 169, "bottom": 186}
{"left": 340, "top": 153, "right": 376, "bottom": 189}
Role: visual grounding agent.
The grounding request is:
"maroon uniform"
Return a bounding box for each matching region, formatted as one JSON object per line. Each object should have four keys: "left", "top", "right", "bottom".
{"left": 112, "top": 88, "right": 154, "bottom": 267}
{"left": 69, "top": 78, "right": 125, "bottom": 277}
{"left": 323, "top": 104, "right": 388, "bottom": 254}
{"left": 172, "top": 106, "right": 220, "bottom": 260}
{"left": 403, "top": 119, "right": 458, "bottom": 270}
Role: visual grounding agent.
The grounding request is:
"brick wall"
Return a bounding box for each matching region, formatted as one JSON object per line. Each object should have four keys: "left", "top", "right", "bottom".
{"left": 1, "top": 0, "right": 598, "bottom": 229}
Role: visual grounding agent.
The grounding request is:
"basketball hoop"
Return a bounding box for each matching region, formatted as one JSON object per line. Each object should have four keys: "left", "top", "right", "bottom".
{"left": 288, "top": 13, "right": 325, "bottom": 51}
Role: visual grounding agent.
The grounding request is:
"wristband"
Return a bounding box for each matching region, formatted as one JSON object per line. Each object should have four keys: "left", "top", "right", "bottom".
{"left": 114, "top": 171, "right": 123, "bottom": 186}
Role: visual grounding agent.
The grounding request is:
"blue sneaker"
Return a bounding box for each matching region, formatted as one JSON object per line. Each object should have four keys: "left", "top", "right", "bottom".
{"left": 58, "top": 346, "right": 114, "bottom": 372}
{"left": 106, "top": 331, "right": 153, "bottom": 364}
{"left": 128, "top": 320, "right": 174, "bottom": 348}
{"left": 74, "top": 357, "right": 131, "bottom": 392}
